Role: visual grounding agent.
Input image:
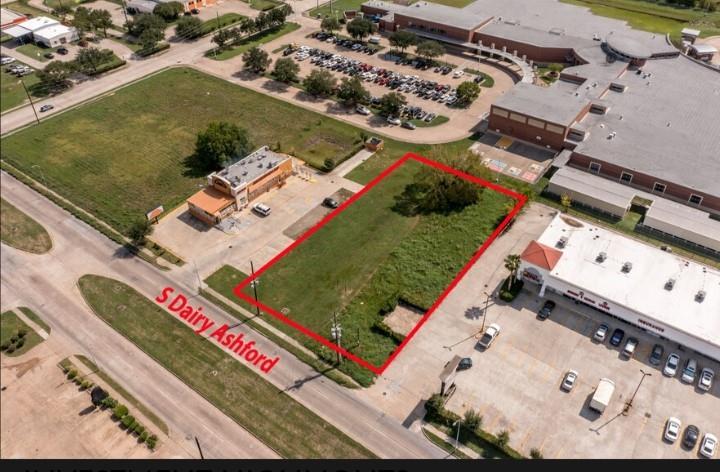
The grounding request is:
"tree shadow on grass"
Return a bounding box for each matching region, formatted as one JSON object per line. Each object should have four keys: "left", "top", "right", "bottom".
{"left": 182, "top": 153, "right": 213, "bottom": 179}
{"left": 261, "top": 79, "right": 291, "bottom": 93}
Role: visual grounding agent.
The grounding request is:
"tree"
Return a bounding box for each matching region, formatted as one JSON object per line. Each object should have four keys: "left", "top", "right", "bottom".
{"left": 378, "top": 92, "right": 406, "bottom": 117}
{"left": 175, "top": 16, "right": 203, "bottom": 39}
{"left": 455, "top": 81, "right": 481, "bottom": 107}
{"left": 153, "top": 1, "right": 184, "bottom": 22}
{"left": 72, "top": 7, "right": 94, "bottom": 38}
{"left": 415, "top": 40, "right": 445, "bottom": 62}
{"left": 242, "top": 46, "right": 271, "bottom": 73}
{"left": 389, "top": 30, "right": 416, "bottom": 54}
{"left": 303, "top": 69, "right": 337, "bottom": 98}
{"left": 254, "top": 11, "right": 269, "bottom": 31}
{"left": 462, "top": 409, "right": 482, "bottom": 433}
{"left": 53, "top": 4, "right": 72, "bottom": 21}
{"left": 504, "top": 254, "right": 520, "bottom": 290}
{"left": 112, "top": 404, "right": 129, "bottom": 419}
{"left": 346, "top": 17, "right": 374, "bottom": 42}
{"left": 496, "top": 430, "right": 510, "bottom": 448}
{"left": 240, "top": 17, "right": 256, "bottom": 34}
{"left": 530, "top": 448, "right": 544, "bottom": 459}
{"left": 268, "top": 7, "right": 288, "bottom": 26}
{"left": 212, "top": 28, "right": 234, "bottom": 50}
{"left": 90, "top": 9, "right": 113, "bottom": 38}
{"left": 336, "top": 76, "right": 369, "bottom": 106}
{"left": 321, "top": 16, "right": 340, "bottom": 34}
{"left": 128, "top": 218, "right": 153, "bottom": 245}
{"left": 194, "top": 122, "right": 252, "bottom": 170}
{"left": 560, "top": 193, "right": 572, "bottom": 213}
{"left": 75, "top": 47, "right": 114, "bottom": 74}
{"left": 37, "top": 61, "right": 75, "bottom": 92}
{"left": 127, "top": 13, "right": 165, "bottom": 39}
{"left": 272, "top": 57, "right": 300, "bottom": 83}
{"left": 139, "top": 27, "right": 164, "bottom": 50}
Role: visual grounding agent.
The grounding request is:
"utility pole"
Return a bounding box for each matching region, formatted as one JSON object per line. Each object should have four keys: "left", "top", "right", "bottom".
{"left": 330, "top": 311, "right": 342, "bottom": 364}
{"left": 624, "top": 369, "right": 651, "bottom": 414}
{"left": 451, "top": 419, "right": 463, "bottom": 458}
{"left": 21, "top": 80, "right": 40, "bottom": 125}
{"left": 120, "top": 0, "right": 129, "bottom": 27}
{"left": 250, "top": 260, "right": 261, "bottom": 317}
{"left": 481, "top": 291, "right": 491, "bottom": 332}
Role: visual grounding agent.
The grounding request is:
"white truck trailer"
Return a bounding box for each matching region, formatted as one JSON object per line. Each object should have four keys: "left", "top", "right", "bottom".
{"left": 589, "top": 378, "right": 615, "bottom": 414}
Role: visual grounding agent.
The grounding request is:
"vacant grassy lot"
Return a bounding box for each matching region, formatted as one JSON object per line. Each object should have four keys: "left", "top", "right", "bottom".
{"left": 1, "top": 198, "right": 52, "bottom": 253}
{"left": 1, "top": 310, "right": 44, "bottom": 356}
{"left": 1, "top": 62, "right": 40, "bottom": 112}
{"left": 1, "top": 68, "right": 364, "bottom": 234}
{"left": 210, "top": 22, "right": 301, "bottom": 60}
{"left": 15, "top": 43, "right": 52, "bottom": 63}
{"left": 222, "top": 158, "right": 513, "bottom": 385}
{"left": 562, "top": 0, "right": 720, "bottom": 39}
{"left": 78, "top": 274, "right": 375, "bottom": 458}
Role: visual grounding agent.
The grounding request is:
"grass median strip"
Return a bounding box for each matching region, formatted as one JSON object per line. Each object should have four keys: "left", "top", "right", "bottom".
{"left": 17, "top": 307, "right": 50, "bottom": 334}
{"left": 78, "top": 274, "right": 376, "bottom": 458}
{"left": 209, "top": 22, "right": 301, "bottom": 60}
{"left": 1, "top": 310, "right": 44, "bottom": 356}
{"left": 1, "top": 197, "right": 52, "bottom": 254}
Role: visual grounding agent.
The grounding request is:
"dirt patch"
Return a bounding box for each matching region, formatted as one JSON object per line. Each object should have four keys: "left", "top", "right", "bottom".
{"left": 283, "top": 188, "right": 355, "bottom": 240}
{"left": 384, "top": 303, "right": 425, "bottom": 337}
{"left": 5, "top": 357, "right": 41, "bottom": 378}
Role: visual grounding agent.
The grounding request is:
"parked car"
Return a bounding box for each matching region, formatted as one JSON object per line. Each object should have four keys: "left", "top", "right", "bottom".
{"left": 561, "top": 370, "right": 578, "bottom": 391}
{"left": 664, "top": 417, "right": 681, "bottom": 443}
{"left": 0, "top": 56, "right": 15, "bottom": 65}
{"left": 537, "top": 300, "right": 556, "bottom": 320}
{"left": 478, "top": 323, "right": 500, "bottom": 349}
{"left": 609, "top": 328, "right": 625, "bottom": 346}
{"left": 452, "top": 69, "right": 464, "bottom": 78}
{"left": 57, "top": 47, "right": 69, "bottom": 55}
{"left": 401, "top": 121, "right": 416, "bottom": 130}
{"left": 683, "top": 425, "right": 700, "bottom": 449}
{"left": 191, "top": 8, "right": 200, "bottom": 14}
{"left": 252, "top": 202, "right": 271, "bottom": 217}
{"left": 39, "top": 104, "right": 54, "bottom": 112}
{"left": 698, "top": 367, "right": 714, "bottom": 392}
{"left": 355, "top": 104, "right": 371, "bottom": 115}
{"left": 700, "top": 433, "right": 717, "bottom": 458}
{"left": 681, "top": 358, "right": 698, "bottom": 383}
{"left": 594, "top": 323, "right": 609, "bottom": 342}
{"left": 649, "top": 343, "right": 664, "bottom": 366}
{"left": 322, "top": 197, "right": 339, "bottom": 209}
{"left": 622, "top": 337, "right": 638, "bottom": 358}
{"left": 457, "top": 357, "right": 473, "bottom": 370}
{"left": 386, "top": 116, "right": 401, "bottom": 126}
{"left": 664, "top": 353, "right": 680, "bottom": 377}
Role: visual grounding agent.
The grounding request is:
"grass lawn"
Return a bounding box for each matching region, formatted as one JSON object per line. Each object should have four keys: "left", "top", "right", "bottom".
{"left": 17, "top": 307, "right": 51, "bottom": 333}
{"left": 1, "top": 61, "right": 40, "bottom": 112}
{"left": 462, "top": 69, "right": 495, "bottom": 87}
{"left": 78, "top": 274, "right": 376, "bottom": 458}
{"left": 0, "top": 310, "right": 44, "bottom": 356}
{"left": 1, "top": 198, "right": 52, "bottom": 254}
{"left": 410, "top": 115, "right": 449, "bottom": 128}
{"left": 15, "top": 43, "right": 51, "bottom": 62}
{"left": 0, "top": 67, "right": 365, "bottom": 235}
{"left": 4, "top": 1, "right": 58, "bottom": 19}
{"left": 210, "top": 22, "right": 301, "bottom": 60}
{"left": 561, "top": 0, "right": 720, "bottom": 40}
{"left": 309, "top": 0, "right": 365, "bottom": 19}
{"left": 198, "top": 12, "right": 246, "bottom": 36}
{"left": 422, "top": 428, "right": 471, "bottom": 459}
{"left": 247, "top": 0, "right": 282, "bottom": 11}
{"left": 222, "top": 158, "right": 513, "bottom": 385}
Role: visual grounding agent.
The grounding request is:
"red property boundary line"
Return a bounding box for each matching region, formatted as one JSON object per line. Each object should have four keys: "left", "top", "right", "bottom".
{"left": 233, "top": 152, "right": 527, "bottom": 375}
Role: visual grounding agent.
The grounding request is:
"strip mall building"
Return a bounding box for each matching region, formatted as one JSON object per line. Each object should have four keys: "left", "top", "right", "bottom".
{"left": 519, "top": 214, "right": 720, "bottom": 362}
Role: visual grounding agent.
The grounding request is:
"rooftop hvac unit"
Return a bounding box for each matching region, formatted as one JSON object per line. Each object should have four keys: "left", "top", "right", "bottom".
{"left": 665, "top": 278, "right": 675, "bottom": 290}
{"left": 596, "top": 252, "right": 607, "bottom": 263}
{"left": 696, "top": 290, "right": 706, "bottom": 302}
{"left": 621, "top": 261, "right": 632, "bottom": 273}
{"left": 557, "top": 236, "right": 569, "bottom": 248}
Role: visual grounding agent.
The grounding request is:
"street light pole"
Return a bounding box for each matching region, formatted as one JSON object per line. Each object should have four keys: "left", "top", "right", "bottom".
{"left": 481, "top": 291, "right": 491, "bottom": 332}
{"left": 451, "top": 420, "right": 462, "bottom": 458}
{"left": 250, "top": 260, "right": 261, "bottom": 317}
{"left": 625, "top": 369, "right": 652, "bottom": 413}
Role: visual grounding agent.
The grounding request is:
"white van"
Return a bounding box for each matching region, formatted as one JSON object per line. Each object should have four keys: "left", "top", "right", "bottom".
{"left": 368, "top": 36, "right": 381, "bottom": 45}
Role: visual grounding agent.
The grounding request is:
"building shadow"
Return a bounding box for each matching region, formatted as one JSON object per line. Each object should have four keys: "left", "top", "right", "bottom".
{"left": 402, "top": 399, "right": 427, "bottom": 429}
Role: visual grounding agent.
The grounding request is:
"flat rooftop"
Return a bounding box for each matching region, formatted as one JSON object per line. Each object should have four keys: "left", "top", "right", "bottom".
{"left": 537, "top": 214, "right": 720, "bottom": 349}
{"left": 493, "top": 81, "right": 592, "bottom": 126}
{"left": 363, "top": 0, "right": 489, "bottom": 31}
{"left": 213, "top": 146, "right": 289, "bottom": 188}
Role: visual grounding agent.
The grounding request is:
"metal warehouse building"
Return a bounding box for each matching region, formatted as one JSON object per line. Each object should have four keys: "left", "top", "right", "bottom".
{"left": 518, "top": 213, "right": 720, "bottom": 362}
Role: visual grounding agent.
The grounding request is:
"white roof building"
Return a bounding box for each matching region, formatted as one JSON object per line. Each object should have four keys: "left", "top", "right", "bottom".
{"left": 3, "top": 16, "right": 58, "bottom": 38}
{"left": 519, "top": 213, "right": 720, "bottom": 361}
{"left": 32, "top": 24, "right": 78, "bottom": 47}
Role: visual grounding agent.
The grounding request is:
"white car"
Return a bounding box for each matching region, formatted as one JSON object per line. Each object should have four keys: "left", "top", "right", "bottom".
{"left": 452, "top": 69, "right": 464, "bottom": 78}
{"left": 252, "top": 202, "right": 271, "bottom": 217}
{"left": 386, "top": 116, "right": 401, "bottom": 126}
{"left": 1, "top": 56, "right": 16, "bottom": 65}
{"left": 664, "top": 417, "right": 681, "bottom": 443}
{"left": 663, "top": 353, "right": 680, "bottom": 377}
{"left": 700, "top": 433, "right": 717, "bottom": 458}
{"left": 681, "top": 358, "right": 698, "bottom": 383}
{"left": 561, "top": 370, "right": 578, "bottom": 391}
{"left": 478, "top": 323, "right": 501, "bottom": 349}
{"left": 594, "top": 323, "right": 609, "bottom": 342}
{"left": 356, "top": 105, "right": 371, "bottom": 115}
{"left": 698, "top": 367, "right": 714, "bottom": 392}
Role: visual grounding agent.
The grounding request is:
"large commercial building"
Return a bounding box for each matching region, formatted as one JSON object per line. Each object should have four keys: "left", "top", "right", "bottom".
{"left": 362, "top": 0, "right": 720, "bottom": 256}
{"left": 186, "top": 146, "right": 294, "bottom": 225}
{"left": 1, "top": 16, "right": 78, "bottom": 46}
{"left": 519, "top": 214, "right": 720, "bottom": 362}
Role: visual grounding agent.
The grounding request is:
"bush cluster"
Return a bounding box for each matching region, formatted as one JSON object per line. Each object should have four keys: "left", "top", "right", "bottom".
{"left": 499, "top": 277, "right": 524, "bottom": 302}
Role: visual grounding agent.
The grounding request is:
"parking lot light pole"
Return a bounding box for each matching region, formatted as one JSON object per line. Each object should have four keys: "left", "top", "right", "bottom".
{"left": 250, "top": 260, "right": 261, "bottom": 317}
{"left": 481, "top": 291, "right": 491, "bottom": 332}
{"left": 625, "top": 369, "right": 652, "bottom": 414}
{"left": 451, "top": 420, "right": 462, "bottom": 457}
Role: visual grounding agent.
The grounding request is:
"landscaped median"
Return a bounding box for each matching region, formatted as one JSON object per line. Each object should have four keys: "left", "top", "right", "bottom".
{"left": 0, "top": 310, "right": 44, "bottom": 356}
{"left": 207, "top": 22, "right": 301, "bottom": 60}
{"left": 1, "top": 197, "right": 52, "bottom": 254}
{"left": 77, "top": 274, "right": 376, "bottom": 458}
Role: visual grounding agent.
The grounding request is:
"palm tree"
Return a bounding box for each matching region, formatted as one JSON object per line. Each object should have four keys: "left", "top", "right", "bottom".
{"left": 504, "top": 254, "right": 521, "bottom": 290}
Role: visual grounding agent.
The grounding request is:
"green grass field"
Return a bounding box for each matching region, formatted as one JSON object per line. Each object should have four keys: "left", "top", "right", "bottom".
{"left": 0, "top": 68, "right": 365, "bottom": 235}
{"left": 247, "top": 0, "right": 282, "bottom": 11}
{"left": 15, "top": 43, "right": 51, "bottom": 62}
{"left": 210, "top": 22, "right": 301, "bottom": 60}
{"left": 1, "top": 198, "right": 52, "bottom": 253}
{"left": 212, "top": 158, "right": 513, "bottom": 385}
{"left": 1, "top": 310, "right": 44, "bottom": 356}
{"left": 17, "top": 307, "right": 51, "bottom": 333}
{"left": 78, "top": 274, "right": 376, "bottom": 458}
{"left": 1, "top": 62, "right": 39, "bottom": 112}
{"left": 198, "top": 13, "right": 246, "bottom": 37}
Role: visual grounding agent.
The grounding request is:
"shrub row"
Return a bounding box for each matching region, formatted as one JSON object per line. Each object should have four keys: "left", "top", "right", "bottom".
{"left": 135, "top": 42, "right": 171, "bottom": 58}
{"left": 109, "top": 398, "right": 158, "bottom": 449}
{"left": 85, "top": 57, "right": 127, "bottom": 77}
{"left": 0, "top": 328, "right": 28, "bottom": 353}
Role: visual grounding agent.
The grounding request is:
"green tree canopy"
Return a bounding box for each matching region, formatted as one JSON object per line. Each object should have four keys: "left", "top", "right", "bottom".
{"left": 36, "top": 61, "right": 75, "bottom": 93}
{"left": 212, "top": 27, "right": 234, "bottom": 50}
{"left": 336, "top": 76, "right": 369, "bottom": 106}
{"left": 175, "top": 16, "right": 203, "bottom": 39}
{"left": 90, "top": 9, "right": 113, "bottom": 38}
{"left": 346, "top": 18, "right": 374, "bottom": 41}
{"left": 378, "top": 92, "right": 406, "bottom": 117}
{"left": 272, "top": 57, "right": 300, "bottom": 83}
{"left": 127, "top": 13, "right": 166, "bottom": 38}
{"left": 242, "top": 46, "right": 271, "bottom": 73}
{"left": 75, "top": 47, "right": 114, "bottom": 74}
{"left": 455, "top": 81, "right": 481, "bottom": 107}
{"left": 321, "top": 16, "right": 340, "bottom": 33}
{"left": 389, "top": 31, "right": 416, "bottom": 53}
{"left": 153, "top": 2, "right": 184, "bottom": 22}
{"left": 194, "top": 122, "right": 253, "bottom": 171}
{"left": 72, "top": 7, "right": 94, "bottom": 37}
{"left": 415, "top": 40, "right": 445, "bottom": 61}
{"left": 128, "top": 218, "right": 153, "bottom": 244}
{"left": 303, "top": 69, "right": 337, "bottom": 98}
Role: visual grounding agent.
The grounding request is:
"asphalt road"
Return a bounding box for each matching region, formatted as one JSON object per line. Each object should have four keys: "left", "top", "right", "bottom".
{"left": 0, "top": 171, "right": 445, "bottom": 459}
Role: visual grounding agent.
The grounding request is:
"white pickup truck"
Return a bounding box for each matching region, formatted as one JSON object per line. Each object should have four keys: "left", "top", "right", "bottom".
{"left": 589, "top": 378, "right": 615, "bottom": 414}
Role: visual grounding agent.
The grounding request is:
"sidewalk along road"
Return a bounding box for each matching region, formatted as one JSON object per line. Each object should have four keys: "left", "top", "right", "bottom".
{"left": 0, "top": 171, "right": 445, "bottom": 459}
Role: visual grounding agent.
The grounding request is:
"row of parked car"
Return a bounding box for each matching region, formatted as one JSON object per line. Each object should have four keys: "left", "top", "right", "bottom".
{"left": 311, "top": 32, "right": 379, "bottom": 55}
{"left": 4, "top": 62, "right": 34, "bottom": 77}
{"left": 664, "top": 417, "right": 716, "bottom": 458}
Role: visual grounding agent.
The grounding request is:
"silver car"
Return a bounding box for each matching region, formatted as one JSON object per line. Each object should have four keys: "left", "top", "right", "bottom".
{"left": 594, "top": 323, "right": 609, "bottom": 342}
{"left": 663, "top": 353, "right": 680, "bottom": 377}
{"left": 698, "top": 367, "right": 714, "bottom": 392}
{"left": 561, "top": 370, "right": 578, "bottom": 391}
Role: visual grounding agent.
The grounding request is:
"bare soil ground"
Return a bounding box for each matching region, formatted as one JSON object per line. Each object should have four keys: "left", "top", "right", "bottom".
{"left": 384, "top": 303, "right": 424, "bottom": 337}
